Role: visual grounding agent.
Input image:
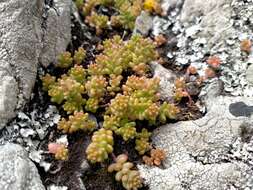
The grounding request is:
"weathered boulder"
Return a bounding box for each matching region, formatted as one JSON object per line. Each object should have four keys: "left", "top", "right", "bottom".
{"left": 0, "top": 143, "right": 45, "bottom": 190}
{"left": 139, "top": 96, "right": 253, "bottom": 189}
{"left": 0, "top": 0, "right": 72, "bottom": 128}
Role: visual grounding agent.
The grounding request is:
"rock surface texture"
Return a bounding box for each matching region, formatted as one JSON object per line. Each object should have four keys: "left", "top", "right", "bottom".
{"left": 0, "top": 0, "right": 72, "bottom": 128}
{"left": 140, "top": 0, "right": 253, "bottom": 189}
{"left": 139, "top": 96, "right": 253, "bottom": 189}
{"left": 39, "top": 0, "right": 72, "bottom": 67}
{"left": 151, "top": 62, "right": 176, "bottom": 100}
{"left": 0, "top": 143, "right": 45, "bottom": 190}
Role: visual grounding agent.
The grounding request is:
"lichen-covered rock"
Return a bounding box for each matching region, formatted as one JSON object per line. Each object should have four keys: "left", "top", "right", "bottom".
{"left": 139, "top": 162, "right": 249, "bottom": 190}
{"left": 0, "top": 143, "right": 45, "bottom": 190}
{"left": 246, "top": 64, "right": 253, "bottom": 85}
{"left": 161, "top": 0, "right": 181, "bottom": 12}
{"left": 181, "top": 0, "right": 234, "bottom": 46}
{"left": 138, "top": 96, "right": 253, "bottom": 189}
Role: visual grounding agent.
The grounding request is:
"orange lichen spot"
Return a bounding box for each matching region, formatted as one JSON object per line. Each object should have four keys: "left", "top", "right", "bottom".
{"left": 207, "top": 56, "right": 221, "bottom": 69}
{"left": 240, "top": 39, "right": 252, "bottom": 54}
{"left": 187, "top": 66, "right": 197, "bottom": 75}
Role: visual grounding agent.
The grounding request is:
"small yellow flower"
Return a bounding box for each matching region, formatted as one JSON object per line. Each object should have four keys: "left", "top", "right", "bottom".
{"left": 143, "top": 0, "right": 157, "bottom": 12}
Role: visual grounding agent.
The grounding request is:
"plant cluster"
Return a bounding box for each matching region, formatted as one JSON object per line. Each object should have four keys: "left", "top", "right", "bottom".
{"left": 57, "top": 47, "right": 86, "bottom": 68}
{"left": 104, "top": 76, "right": 179, "bottom": 154}
{"left": 88, "top": 35, "right": 157, "bottom": 76}
{"left": 86, "top": 128, "right": 114, "bottom": 163}
{"left": 42, "top": 34, "right": 177, "bottom": 189}
{"left": 58, "top": 111, "right": 96, "bottom": 133}
{"left": 75, "top": 0, "right": 162, "bottom": 33}
{"left": 108, "top": 154, "right": 142, "bottom": 190}
{"left": 173, "top": 77, "right": 190, "bottom": 103}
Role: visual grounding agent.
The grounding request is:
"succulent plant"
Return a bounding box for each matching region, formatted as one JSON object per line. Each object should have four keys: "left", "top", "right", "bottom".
{"left": 85, "top": 75, "right": 108, "bottom": 99}
{"left": 82, "top": 0, "right": 114, "bottom": 16}
{"left": 41, "top": 74, "right": 56, "bottom": 91}
{"left": 57, "top": 51, "right": 73, "bottom": 68}
{"left": 108, "top": 154, "right": 143, "bottom": 190}
{"left": 135, "top": 129, "right": 151, "bottom": 155}
{"left": 86, "top": 128, "right": 114, "bottom": 163}
{"left": 48, "top": 75, "right": 85, "bottom": 113}
{"left": 85, "top": 98, "right": 100, "bottom": 113}
{"left": 88, "top": 35, "right": 156, "bottom": 77}
{"left": 82, "top": 0, "right": 98, "bottom": 16}
{"left": 42, "top": 34, "right": 178, "bottom": 183}
{"left": 104, "top": 75, "right": 178, "bottom": 142}
{"left": 75, "top": 0, "right": 84, "bottom": 10}
{"left": 48, "top": 143, "right": 69, "bottom": 161}
{"left": 107, "top": 74, "right": 123, "bottom": 95}
{"left": 113, "top": 0, "right": 143, "bottom": 30}
{"left": 86, "top": 12, "right": 109, "bottom": 35}
{"left": 68, "top": 65, "right": 86, "bottom": 83}
{"left": 73, "top": 47, "right": 86, "bottom": 65}
{"left": 80, "top": 0, "right": 162, "bottom": 31}
{"left": 142, "top": 148, "right": 166, "bottom": 166}
{"left": 115, "top": 122, "right": 137, "bottom": 141}
{"left": 58, "top": 111, "right": 96, "bottom": 133}
{"left": 158, "top": 102, "right": 179, "bottom": 123}
{"left": 207, "top": 56, "right": 221, "bottom": 69}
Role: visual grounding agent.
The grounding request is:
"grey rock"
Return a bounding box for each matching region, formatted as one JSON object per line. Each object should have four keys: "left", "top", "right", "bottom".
{"left": 139, "top": 96, "right": 253, "bottom": 189}
{"left": 47, "top": 185, "right": 68, "bottom": 190}
{"left": 246, "top": 64, "right": 253, "bottom": 85}
{"left": 0, "top": 143, "right": 45, "bottom": 190}
{"left": 134, "top": 11, "right": 153, "bottom": 36}
{"left": 0, "top": 0, "right": 72, "bottom": 128}
{"left": 180, "top": 0, "right": 234, "bottom": 46}
{"left": 199, "top": 78, "right": 224, "bottom": 109}
{"left": 161, "top": 0, "right": 180, "bottom": 12}
{"left": 151, "top": 62, "right": 177, "bottom": 100}
{"left": 39, "top": 0, "right": 72, "bottom": 67}
{"left": 0, "top": 0, "right": 43, "bottom": 128}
